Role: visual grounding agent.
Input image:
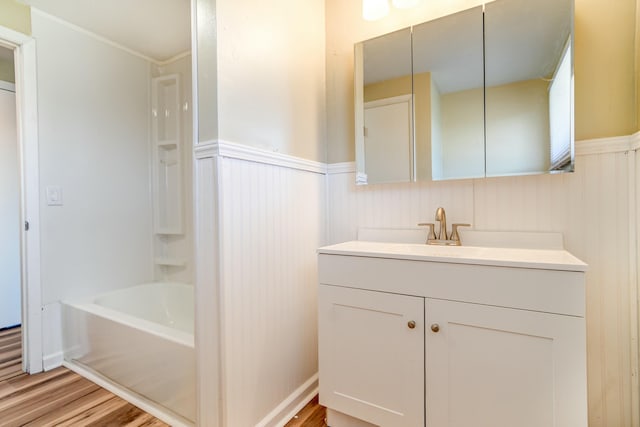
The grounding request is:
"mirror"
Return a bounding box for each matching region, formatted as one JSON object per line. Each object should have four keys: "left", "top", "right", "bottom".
{"left": 355, "top": 28, "right": 413, "bottom": 185}
{"left": 354, "top": 0, "right": 574, "bottom": 184}
{"left": 485, "top": 0, "right": 574, "bottom": 176}
{"left": 412, "top": 6, "right": 484, "bottom": 181}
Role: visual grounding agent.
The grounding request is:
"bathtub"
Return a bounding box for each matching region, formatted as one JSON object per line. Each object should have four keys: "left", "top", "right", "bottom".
{"left": 62, "top": 282, "right": 195, "bottom": 425}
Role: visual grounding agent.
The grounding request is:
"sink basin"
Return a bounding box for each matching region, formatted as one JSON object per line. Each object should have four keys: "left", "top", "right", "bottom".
{"left": 318, "top": 240, "right": 587, "bottom": 272}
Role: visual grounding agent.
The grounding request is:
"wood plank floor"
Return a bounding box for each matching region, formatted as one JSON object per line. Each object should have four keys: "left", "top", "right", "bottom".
{"left": 284, "top": 395, "right": 327, "bottom": 427}
{"left": 0, "top": 326, "right": 169, "bottom": 426}
{"left": 0, "top": 326, "right": 326, "bottom": 426}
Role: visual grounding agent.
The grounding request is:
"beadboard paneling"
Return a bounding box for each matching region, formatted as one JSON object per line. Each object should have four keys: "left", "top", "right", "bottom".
{"left": 218, "top": 157, "right": 325, "bottom": 426}
{"left": 194, "top": 154, "right": 222, "bottom": 427}
{"left": 327, "top": 150, "right": 636, "bottom": 427}
{"left": 327, "top": 173, "right": 474, "bottom": 244}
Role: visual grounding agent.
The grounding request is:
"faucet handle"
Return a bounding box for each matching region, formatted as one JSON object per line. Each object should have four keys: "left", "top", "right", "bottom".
{"left": 418, "top": 223, "right": 437, "bottom": 242}
{"left": 450, "top": 223, "right": 471, "bottom": 245}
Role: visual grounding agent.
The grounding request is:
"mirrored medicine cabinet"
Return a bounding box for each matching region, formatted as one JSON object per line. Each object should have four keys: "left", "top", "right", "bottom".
{"left": 354, "top": 0, "right": 574, "bottom": 185}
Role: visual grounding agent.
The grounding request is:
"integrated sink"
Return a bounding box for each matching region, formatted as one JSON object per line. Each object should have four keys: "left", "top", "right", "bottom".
{"left": 319, "top": 238, "right": 587, "bottom": 272}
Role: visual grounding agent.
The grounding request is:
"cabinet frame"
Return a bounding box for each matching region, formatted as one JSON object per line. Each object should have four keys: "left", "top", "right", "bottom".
{"left": 318, "top": 252, "right": 587, "bottom": 427}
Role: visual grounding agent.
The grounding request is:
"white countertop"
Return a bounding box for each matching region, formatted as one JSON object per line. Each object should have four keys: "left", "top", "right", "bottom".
{"left": 318, "top": 240, "right": 588, "bottom": 272}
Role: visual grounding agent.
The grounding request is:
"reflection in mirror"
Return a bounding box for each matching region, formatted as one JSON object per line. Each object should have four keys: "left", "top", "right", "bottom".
{"left": 355, "top": 28, "right": 413, "bottom": 185}
{"left": 413, "top": 6, "right": 484, "bottom": 181}
{"left": 485, "top": 0, "right": 573, "bottom": 176}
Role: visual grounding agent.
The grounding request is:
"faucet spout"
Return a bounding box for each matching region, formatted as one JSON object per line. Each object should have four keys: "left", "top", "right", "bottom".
{"left": 435, "top": 207, "right": 447, "bottom": 240}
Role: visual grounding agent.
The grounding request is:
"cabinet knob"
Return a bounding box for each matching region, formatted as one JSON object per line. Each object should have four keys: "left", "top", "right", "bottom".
{"left": 407, "top": 320, "right": 416, "bottom": 329}
{"left": 431, "top": 323, "right": 440, "bottom": 333}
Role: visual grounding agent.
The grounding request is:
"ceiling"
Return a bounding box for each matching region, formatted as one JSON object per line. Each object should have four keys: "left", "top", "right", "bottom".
{"left": 21, "top": 0, "right": 190, "bottom": 62}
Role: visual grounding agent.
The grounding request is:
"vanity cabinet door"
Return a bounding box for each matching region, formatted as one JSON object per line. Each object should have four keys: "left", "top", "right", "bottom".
{"left": 318, "top": 285, "right": 424, "bottom": 427}
{"left": 425, "top": 298, "right": 586, "bottom": 427}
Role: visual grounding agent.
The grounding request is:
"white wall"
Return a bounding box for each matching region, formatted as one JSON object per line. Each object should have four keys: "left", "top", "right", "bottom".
{"left": 218, "top": 153, "right": 325, "bottom": 426}
{"left": 216, "top": 0, "right": 326, "bottom": 162}
{"left": 326, "top": 140, "right": 637, "bottom": 427}
{"left": 32, "top": 10, "right": 154, "bottom": 364}
{"left": 0, "top": 87, "right": 21, "bottom": 330}
{"left": 193, "top": 0, "right": 328, "bottom": 424}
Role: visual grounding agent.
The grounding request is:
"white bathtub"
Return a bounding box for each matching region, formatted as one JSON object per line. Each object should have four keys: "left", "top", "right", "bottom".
{"left": 62, "top": 282, "right": 195, "bottom": 424}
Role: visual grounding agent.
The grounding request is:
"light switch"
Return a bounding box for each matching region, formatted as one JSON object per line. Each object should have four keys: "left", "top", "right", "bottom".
{"left": 46, "top": 185, "right": 63, "bottom": 206}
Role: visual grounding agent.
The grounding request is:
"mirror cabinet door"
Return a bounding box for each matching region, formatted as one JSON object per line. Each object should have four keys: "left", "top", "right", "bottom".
{"left": 484, "top": 0, "right": 574, "bottom": 177}
{"left": 355, "top": 28, "right": 413, "bottom": 185}
{"left": 354, "top": 0, "right": 574, "bottom": 185}
{"left": 413, "top": 6, "right": 484, "bottom": 181}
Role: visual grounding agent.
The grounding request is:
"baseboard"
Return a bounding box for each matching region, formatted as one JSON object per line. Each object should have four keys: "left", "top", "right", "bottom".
{"left": 63, "top": 360, "right": 194, "bottom": 427}
{"left": 42, "top": 351, "right": 63, "bottom": 371}
{"left": 255, "top": 373, "right": 319, "bottom": 427}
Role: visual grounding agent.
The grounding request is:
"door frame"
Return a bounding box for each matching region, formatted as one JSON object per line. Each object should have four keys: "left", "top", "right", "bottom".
{"left": 0, "top": 25, "right": 43, "bottom": 374}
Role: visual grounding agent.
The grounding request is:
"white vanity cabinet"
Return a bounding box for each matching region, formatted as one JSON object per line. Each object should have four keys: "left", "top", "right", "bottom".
{"left": 318, "top": 241, "right": 587, "bottom": 427}
{"left": 318, "top": 285, "right": 424, "bottom": 426}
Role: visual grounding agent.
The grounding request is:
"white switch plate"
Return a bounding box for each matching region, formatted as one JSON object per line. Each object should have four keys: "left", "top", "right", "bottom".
{"left": 46, "top": 185, "right": 63, "bottom": 206}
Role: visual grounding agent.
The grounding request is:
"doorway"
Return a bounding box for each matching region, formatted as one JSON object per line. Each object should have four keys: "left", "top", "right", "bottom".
{"left": 0, "top": 62, "right": 21, "bottom": 333}
{"left": 0, "top": 27, "right": 43, "bottom": 375}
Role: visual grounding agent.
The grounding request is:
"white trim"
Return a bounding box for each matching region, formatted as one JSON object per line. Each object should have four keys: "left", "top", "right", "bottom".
{"left": 575, "top": 135, "right": 634, "bottom": 156}
{"left": 63, "top": 360, "right": 194, "bottom": 427}
{"left": 0, "top": 27, "right": 43, "bottom": 375}
{"left": 0, "top": 25, "right": 29, "bottom": 47}
{"left": 328, "top": 162, "right": 356, "bottom": 174}
{"left": 194, "top": 139, "right": 328, "bottom": 174}
{"left": 194, "top": 140, "right": 218, "bottom": 159}
{"left": 43, "top": 351, "right": 63, "bottom": 371}
{"left": 0, "top": 81, "right": 15, "bottom": 92}
{"left": 18, "top": 39, "right": 43, "bottom": 375}
{"left": 254, "top": 374, "right": 319, "bottom": 427}
{"left": 364, "top": 93, "right": 413, "bottom": 110}
{"left": 630, "top": 131, "right": 640, "bottom": 152}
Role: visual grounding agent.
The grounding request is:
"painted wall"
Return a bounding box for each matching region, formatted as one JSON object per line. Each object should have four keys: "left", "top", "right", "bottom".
{"left": 0, "top": 86, "right": 21, "bottom": 329}
{"left": 32, "top": 11, "right": 154, "bottom": 361}
{"left": 325, "top": 1, "right": 640, "bottom": 426}
{"left": 574, "top": 0, "right": 636, "bottom": 139}
{"left": 218, "top": 155, "right": 324, "bottom": 426}
{"left": 216, "top": 0, "right": 326, "bottom": 162}
{"left": 326, "top": 0, "right": 639, "bottom": 163}
{"left": 0, "top": 0, "right": 30, "bottom": 35}
{"left": 195, "top": 0, "right": 218, "bottom": 144}
{"left": 327, "top": 144, "right": 637, "bottom": 427}
{"left": 193, "top": 0, "right": 327, "bottom": 423}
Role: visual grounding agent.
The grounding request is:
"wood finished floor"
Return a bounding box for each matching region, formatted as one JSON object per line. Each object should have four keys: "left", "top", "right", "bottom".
{"left": 1, "top": 326, "right": 327, "bottom": 426}
{"left": 0, "top": 326, "right": 169, "bottom": 426}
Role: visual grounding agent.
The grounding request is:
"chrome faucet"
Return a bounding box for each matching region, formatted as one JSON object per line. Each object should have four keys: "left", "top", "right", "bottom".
{"left": 418, "top": 207, "right": 471, "bottom": 246}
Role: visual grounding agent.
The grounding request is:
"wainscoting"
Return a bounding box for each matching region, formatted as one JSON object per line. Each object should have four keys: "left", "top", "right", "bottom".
{"left": 194, "top": 141, "right": 325, "bottom": 426}
{"left": 327, "top": 136, "right": 639, "bottom": 427}
{"left": 194, "top": 136, "right": 639, "bottom": 427}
